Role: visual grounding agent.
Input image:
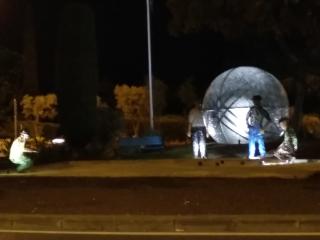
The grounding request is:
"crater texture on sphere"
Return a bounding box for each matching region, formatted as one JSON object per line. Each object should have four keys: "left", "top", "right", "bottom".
{"left": 202, "top": 66, "right": 289, "bottom": 144}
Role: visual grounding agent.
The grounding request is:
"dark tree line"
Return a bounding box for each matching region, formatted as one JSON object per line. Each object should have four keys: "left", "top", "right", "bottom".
{"left": 0, "top": 0, "right": 100, "bottom": 153}
{"left": 167, "top": 0, "right": 320, "bottom": 132}
{"left": 56, "top": 2, "right": 98, "bottom": 154}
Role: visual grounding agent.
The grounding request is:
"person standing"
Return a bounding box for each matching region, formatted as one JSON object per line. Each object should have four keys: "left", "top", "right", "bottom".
{"left": 187, "top": 101, "right": 207, "bottom": 165}
{"left": 246, "top": 95, "right": 272, "bottom": 159}
{"left": 273, "top": 117, "right": 298, "bottom": 163}
{"left": 9, "top": 130, "right": 35, "bottom": 172}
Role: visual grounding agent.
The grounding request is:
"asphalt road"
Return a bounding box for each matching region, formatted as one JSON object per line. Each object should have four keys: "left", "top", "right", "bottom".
{"left": 0, "top": 176, "right": 320, "bottom": 215}
{"left": 1, "top": 231, "right": 320, "bottom": 240}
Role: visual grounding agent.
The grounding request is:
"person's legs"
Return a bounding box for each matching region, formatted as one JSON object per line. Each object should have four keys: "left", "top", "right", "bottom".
{"left": 248, "top": 129, "right": 257, "bottom": 159}
{"left": 16, "top": 155, "right": 33, "bottom": 172}
{"left": 274, "top": 144, "right": 294, "bottom": 162}
{"left": 199, "top": 127, "right": 206, "bottom": 159}
{"left": 192, "top": 128, "right": 200, "bottom": 158}
{"left": 257, "top": 134, "right": 266, "bottom": 158}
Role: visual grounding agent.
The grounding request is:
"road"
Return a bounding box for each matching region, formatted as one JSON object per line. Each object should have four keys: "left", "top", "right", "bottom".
{"left": 1, "top": 231, "right": 320, "bottom": 240}
{"left": 0, "top": 176, "right": 320, "bottom": 215}
{"left": 1, "top": 175, "right": 320, "bottom": 239}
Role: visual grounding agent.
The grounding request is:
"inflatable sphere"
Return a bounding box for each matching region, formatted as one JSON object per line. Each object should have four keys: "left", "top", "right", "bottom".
{"left": 202, "top": 66, "right": 289, "bottom": 144}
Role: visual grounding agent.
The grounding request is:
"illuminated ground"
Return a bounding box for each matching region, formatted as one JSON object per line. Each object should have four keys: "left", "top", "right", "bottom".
{"left": 117, "top": 139, "right": 320, "bottom": 160}
{"left": 0, "top": 139, "right": 319, "bottom": 178}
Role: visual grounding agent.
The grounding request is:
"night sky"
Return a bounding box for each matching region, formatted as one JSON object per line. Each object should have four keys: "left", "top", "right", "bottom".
{"left": 0, "top": 0, "right": 319, "bottom": 113}
{"left": 34, "top": 0, "right": 228, "bottom": 112}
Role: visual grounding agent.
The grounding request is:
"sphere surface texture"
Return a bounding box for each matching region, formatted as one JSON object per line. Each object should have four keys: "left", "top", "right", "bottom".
{"left": 203, "top": 66, "right": 289, "bottom": 144}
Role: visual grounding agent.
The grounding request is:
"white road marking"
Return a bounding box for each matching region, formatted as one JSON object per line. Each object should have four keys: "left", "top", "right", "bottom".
{"left": 0, "top": 229, "right": 320, "bottom": 236}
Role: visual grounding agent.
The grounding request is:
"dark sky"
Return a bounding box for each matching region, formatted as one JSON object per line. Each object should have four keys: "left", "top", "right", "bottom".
{"left": 31, "top": 0, "right": 228, "bottom": 111}
{"left": 0, "top": 0, "right": 318, "bottom": 113}
{"left": 0, "top": 0, "right": 225, "bottom": 91}
{"left": 32, "top": 1, "right": 296, "bottom": 90}
{"left": 90, "top": 0, "right": 225, "bottom": 93}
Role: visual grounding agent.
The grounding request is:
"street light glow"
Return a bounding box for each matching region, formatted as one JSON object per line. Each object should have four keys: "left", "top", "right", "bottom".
{"left": 52, "top": 138, "right": 65, "bottom": 144}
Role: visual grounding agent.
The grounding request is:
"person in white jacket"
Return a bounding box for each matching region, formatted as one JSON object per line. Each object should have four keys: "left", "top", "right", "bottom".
{"left": 187, "top": 102, "right": 207, "bottom": 165}
{"left": 9, "top": 130, "right": 35, "bottom": 172}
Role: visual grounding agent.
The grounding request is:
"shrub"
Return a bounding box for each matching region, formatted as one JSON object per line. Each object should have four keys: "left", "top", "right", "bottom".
{"left": 120, "top": 115, "right": 187, "bottom": 142}
{"left": 0, "top": 138, "right": 11, "bottom": 157}
{"left": 302, "top": 114, "right": 320, "bottom": 139}
{"left": 114, "top": 84, "right": 148, "bottom": 137}
{"left": 155, "top": 115, "right": 188, "bottom": 143}
{"left": 20, "top": 94, "right": 58, "bottom": 138}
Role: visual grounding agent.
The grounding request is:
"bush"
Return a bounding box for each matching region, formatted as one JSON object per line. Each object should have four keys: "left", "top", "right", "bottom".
{"left": 121, "top": 115, "right": 188, "bottom": 145}
{"left": 94, "top": 107, "right": 125, "bottom": 157}
{"left": 0, "top": 138, "right": 11, "bottom": 157}
{"left": 302, "top": 114, "right": 320, "bottom": 139}
{"left": 96, "top": 107, "right": 124, "bottom": 144}
{"left": 155, "top": 115, "right": 188, "bottom": 143}
{"left": 17, "top": 120, "right": 59, "bottom": 139}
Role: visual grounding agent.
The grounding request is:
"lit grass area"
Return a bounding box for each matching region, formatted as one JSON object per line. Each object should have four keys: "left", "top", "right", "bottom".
{"left": 115, "top": 141, "right": 288, "bottom": 160}
{"left": 115, "top": 141, "right": 249, "bottom": 160}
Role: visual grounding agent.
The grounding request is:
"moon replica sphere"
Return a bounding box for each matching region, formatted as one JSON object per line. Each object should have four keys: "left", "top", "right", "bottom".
{"left": 202, "top": 66, "right": 289, "bottom": 144}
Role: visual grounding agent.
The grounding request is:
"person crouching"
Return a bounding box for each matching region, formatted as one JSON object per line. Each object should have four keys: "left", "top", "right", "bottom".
{"left": 274, "top": 117, "right": 298, "bottom": 163}
{"left": 9, "top": 130, "right": 35, "bottom": 172}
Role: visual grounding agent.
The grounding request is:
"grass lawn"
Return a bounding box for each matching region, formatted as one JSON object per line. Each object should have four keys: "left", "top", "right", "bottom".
{"left": 116, "top": 139, "right": 320, "bottom": 160}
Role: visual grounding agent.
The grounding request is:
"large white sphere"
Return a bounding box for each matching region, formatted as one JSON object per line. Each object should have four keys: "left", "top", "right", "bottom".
{"left": 203, "top": 66, "right": 289, "bottom": 144}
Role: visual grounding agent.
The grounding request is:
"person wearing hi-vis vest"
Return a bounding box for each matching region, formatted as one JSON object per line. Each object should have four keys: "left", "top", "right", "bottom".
{"left": 9, "top": 130, "right": 36, "bottom": 172}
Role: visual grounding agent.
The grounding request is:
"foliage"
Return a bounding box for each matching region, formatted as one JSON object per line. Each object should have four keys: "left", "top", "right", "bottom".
{"left": 114, "top": 84, "right": 148, "bottom": 137}
{"left": 0, "top": 138, "right": 11, "bottom": 156}
{"left": 20, "top": 94, "right": 57, "bottom": 138}
{"left": 178, "top": 78, "right": 198, "bottom": 112}
{"left": 167, "top": 0, "right": 320, "bottom": 40}
{"left": 56, "top": 2, "right": 98, "bottom": 151}
{"left": 167, "top": 0, "right": 320, "bottom": 131}
{"left": 20, "top": 94, "right": 58, "bottom": 121}
{"left": 26, "top": 136, "right": 46, "bottom": 151}
{"left": 117, "top": 114, "right": 188, "bottom": 147}
{"left": 23, "top": 1, "right": 38, "bottom": 94}
{"left": 150, "top": 78, "right": 168, "bottom": 116}
{"left": 166, "top": 0, "right": 320, "bottom": 74}
{"left": 305, "top": 74, "right": 320, "bottom": 96}
{"left": 302, "top": 114, "right": 320, "bottom": 139}
{"left": 96, "top": 106, "right": 125, "bottom": 157}
{"left": 0, "top": 47, "right": 22, "bottom": 86}
{"left": 0, "top": 46, "right": 22, "bottom": 119}
{"left": 155, "top": 115, "right": 188, "bottom": 143}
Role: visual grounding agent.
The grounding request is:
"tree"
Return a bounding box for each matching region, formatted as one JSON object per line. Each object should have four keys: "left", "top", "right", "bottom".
{"left": 23, "top": 1, "right": 38, "bottom": 94}
{"left": 20, "top": 94, "right": 57, "bottom": 137}
{"left": 151, "top": 78, "right": 168, "bottom": 116}
{"left": 0, "top": 46, "right": 22, "bottom": 119}
{"left": 114, "top": 84, "right": 148, "bottom": 137}
{"left": 178, "top": 78, "right": 198, "bottom": 113}
{"left": 56, "top": 2, "right": 98, "bottom": 152}
{"left": 167, "top": 0, "right": 320, "bottom": 132}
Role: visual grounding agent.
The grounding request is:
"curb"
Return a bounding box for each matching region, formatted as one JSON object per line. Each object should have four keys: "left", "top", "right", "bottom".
{"left": 0, "top": 214, "right": 320, "bottom": 233}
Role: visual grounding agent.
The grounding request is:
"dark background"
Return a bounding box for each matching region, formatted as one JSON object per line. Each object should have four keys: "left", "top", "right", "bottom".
{"left": 0, "top": 0, "right": 319, "bottom": 114}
